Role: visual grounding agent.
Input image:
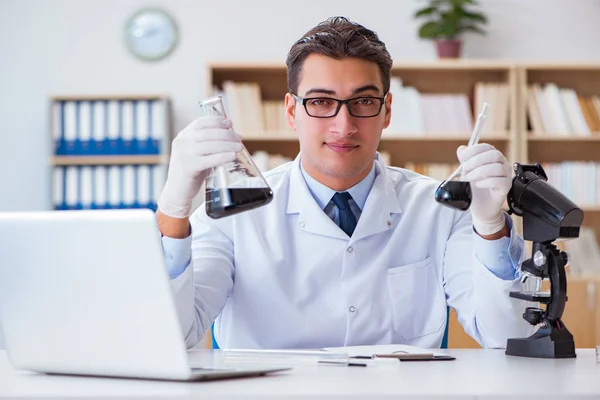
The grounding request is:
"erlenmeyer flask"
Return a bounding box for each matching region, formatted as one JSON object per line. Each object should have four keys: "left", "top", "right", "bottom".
{"left": 435, "top": 103, "right": 489, "bottom": 211}
{"left": 198, "top": 96, "right": 274, "bottom": 219}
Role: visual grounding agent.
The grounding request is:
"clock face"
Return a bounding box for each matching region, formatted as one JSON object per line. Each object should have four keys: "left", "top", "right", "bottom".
{"left": 124, "top": 8, "right": 178, "bottom": 61}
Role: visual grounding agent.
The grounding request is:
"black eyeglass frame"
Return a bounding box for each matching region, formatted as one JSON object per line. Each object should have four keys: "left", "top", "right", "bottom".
{"left": 291, "top": 93, "right": 387, "bottom": 118}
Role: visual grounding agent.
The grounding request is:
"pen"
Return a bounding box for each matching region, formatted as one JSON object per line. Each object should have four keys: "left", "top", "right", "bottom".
{"left": 445, "top": 102, "right": 489, "bottom": 181}
{"left": 350, "top": 353, "right": 435, "bottom": 360}
{"left": 350, "top": 354, "right": 456, "bottom": 361}
{"left": 318, "top": 360, "right": 367, "bottom": 367}
{"left": 375, "top": 353, "right": 435, "bottom": 360}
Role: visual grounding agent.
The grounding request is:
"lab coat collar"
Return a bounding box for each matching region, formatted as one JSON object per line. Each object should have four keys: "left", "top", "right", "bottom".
{"left": 299, "top": 161, "right": 376, "bottom": 212}
{"left": 287, "top": 153, "right": 403, "bottom": 241}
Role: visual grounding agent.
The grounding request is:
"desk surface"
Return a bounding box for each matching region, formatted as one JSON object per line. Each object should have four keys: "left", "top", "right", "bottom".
{"left": 1, "top": 349, "right": 599, "bottom": 399}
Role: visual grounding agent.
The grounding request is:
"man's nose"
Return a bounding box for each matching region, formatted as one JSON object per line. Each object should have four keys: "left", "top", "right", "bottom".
{"left": 331, "top": 103, "right": 358, "bottom": 135}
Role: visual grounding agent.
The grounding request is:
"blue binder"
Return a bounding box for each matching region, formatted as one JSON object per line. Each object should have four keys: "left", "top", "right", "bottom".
{"left": 149, "top": 101, "right": 160, "bottom": 155}
{"left": 74, "top": 101, "right": 83, "bottom": 155}
{"left": 55, "top": 101, "right": 66, "bottom": 156}
{"left": 137, "top": 101, "right": 154, "bottom": 155}
{"left": 64, "top": 102, "right": 77, "bottom": 155}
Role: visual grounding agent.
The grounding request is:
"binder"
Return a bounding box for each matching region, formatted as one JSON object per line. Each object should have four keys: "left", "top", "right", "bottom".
{"left": 107, "top": 100, "right": 120, "bottom": 155}
{"left": 122, "top": 165, "right": 135, "bottom": 208}
{"left": 108, "top": 166, "right": 121, "bottom": 209}
{"left": 53, "top": 101, "right": 64, "bottom": 156}
{"left": 64, "top": 101, "right": 77, "bottom": 155}
{"left": 53, "top": 167, "right": 66, "bottom": 210}
{"left": 122, "top": 100, "right": 135, "bottom": 154}
{"left": 74, "top": 101, "right": 82, "bottom": 155}
{"left": 76, "top": 166, "right": 83, "bottom": 209}
{"left": 93, "top": 166, "right": 108, "bottom": 209}
{"left": 92, "top": 101, "right": 106, "bottom": 155}
{"left": 136, "top": 100, "right": 152, "bottom": 154}
{"left": 80, "top": 166, "right": 93, "bottom": 209}
{"left": 151, "top": 164, "right": 167, "bottom": 211}
{"left": 65, "top": 166, "right": 79, "bottom": 210}
{"left": 79, "top": 101, "right": 92, "bottom": 155}
{"left": 150, "top": 100, "right": 165, "bottom": 155}
{"left": 137, "top": 165, "right": 151, "bottom": 209}
{"left": 133, "top": 165, "right": 139, "bottom": 208}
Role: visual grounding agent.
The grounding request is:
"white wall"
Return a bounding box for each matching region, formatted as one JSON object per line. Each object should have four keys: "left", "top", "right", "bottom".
{"left": 1, "top": 0, "right": 599, "bottom": 211}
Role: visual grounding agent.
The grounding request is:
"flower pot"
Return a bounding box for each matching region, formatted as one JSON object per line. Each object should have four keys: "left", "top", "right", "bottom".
{"left": 435, "top": 39, "right": 462, "bottom": 58}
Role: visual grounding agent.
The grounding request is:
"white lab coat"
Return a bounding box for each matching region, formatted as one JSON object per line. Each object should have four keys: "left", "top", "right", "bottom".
{"left": 170, "top": 155, "right": 532, "bottom": 350}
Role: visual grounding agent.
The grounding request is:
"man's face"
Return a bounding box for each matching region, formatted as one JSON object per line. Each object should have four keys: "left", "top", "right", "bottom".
{"left": 285, "top": 54, "right": 392, "bottom": 190}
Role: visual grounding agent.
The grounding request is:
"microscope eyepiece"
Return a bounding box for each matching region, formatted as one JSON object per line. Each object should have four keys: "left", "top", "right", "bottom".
{"left": 507, "top": 163, "right": 583, "bottom": 243}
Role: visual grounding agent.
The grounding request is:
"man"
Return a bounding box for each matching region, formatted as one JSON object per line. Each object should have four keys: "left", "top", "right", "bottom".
{"left": 156, "top": 16, "right": 531, "bottom": 350}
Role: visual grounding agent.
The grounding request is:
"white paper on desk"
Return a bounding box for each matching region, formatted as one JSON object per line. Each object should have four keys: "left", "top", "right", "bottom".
{"left": 323, "top": 344, "right": 446, "bottom": 357}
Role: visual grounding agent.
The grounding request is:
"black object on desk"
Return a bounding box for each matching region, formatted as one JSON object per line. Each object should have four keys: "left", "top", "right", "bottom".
{"left": 318, "top": 360, "right": 368, "bottom": 367}
{"left": 397, "top": 354, "right": 456, "bottom": 362}
{"left": 505, "top": 163, "right": 583, "bottom": 359}
{"left": 352, "top": 353, "right": 456, "bottom": 362}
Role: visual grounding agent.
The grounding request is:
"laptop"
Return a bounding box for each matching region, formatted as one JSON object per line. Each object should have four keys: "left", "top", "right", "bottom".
{"left": 0, "top": 208, "right": 289, "bottom": 381}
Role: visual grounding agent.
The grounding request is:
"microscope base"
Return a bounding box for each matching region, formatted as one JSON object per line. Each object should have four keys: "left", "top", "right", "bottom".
{"left": 505, "top": 324, "right": 576, "bottom": 359}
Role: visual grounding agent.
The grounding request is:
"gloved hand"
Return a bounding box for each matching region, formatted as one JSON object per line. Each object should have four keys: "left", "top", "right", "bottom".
{"left": 157, "top": 116, "right": 243, "bottom": 218}
{"left": 456, "top": 143, "right": 513, "bottom": 236}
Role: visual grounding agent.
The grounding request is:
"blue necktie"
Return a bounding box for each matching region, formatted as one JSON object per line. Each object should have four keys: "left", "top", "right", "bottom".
{"left": 331, "top": 192, "right": 357, "bottom": 237}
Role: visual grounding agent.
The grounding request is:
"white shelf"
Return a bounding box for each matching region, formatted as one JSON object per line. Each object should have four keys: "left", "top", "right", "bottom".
{"left": 50, "top": 94, "right": 168, "bottom": 101}
{"left": 529, "top": 135, "right": 600, "bottom": 141}
{"left": 50, "top": 155, "right": 168, "bottom": 166}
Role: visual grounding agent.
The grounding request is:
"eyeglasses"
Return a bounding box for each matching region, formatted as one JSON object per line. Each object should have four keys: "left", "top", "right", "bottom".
{"left": 292, "top": 93, "right": 386, "bottom": 118}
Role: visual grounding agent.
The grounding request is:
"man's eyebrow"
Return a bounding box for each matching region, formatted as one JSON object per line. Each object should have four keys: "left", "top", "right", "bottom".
{"left": 304, "top": 88, "right": 336, "bottom": 96}
{"left": 351, "top": 84, "right": 381, "bottom": 95}
{"left": 303, "top": 85, "right": 382, "bottom": 97}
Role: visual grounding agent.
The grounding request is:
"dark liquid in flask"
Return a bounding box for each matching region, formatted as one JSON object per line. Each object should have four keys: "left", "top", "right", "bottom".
{"left": 206, "top": 188, "right": 274, "bottom": 219}
{"left": 434, "top": 180, "right": 472, "bottom": 211}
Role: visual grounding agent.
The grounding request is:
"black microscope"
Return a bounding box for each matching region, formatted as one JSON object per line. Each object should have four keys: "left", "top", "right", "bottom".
{"left": 436, "top": 162, "right": 584, "bottom": 359}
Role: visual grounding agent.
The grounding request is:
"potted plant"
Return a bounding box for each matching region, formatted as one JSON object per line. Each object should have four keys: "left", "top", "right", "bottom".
{"left": 414, "top": 0, "right": 488, "bottom": 58}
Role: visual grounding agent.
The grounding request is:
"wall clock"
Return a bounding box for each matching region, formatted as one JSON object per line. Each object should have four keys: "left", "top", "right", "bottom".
{"left": 124, "top": 8, "right": 178, "bottom": 61}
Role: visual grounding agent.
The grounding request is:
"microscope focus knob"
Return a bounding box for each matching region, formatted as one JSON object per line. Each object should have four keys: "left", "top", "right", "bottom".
{"left": 560, "top": 251, "right": 570, "bottom": 268}
{"left": 533, "top": 250, "right": 546, "bottom": 267}
{"left": 523, "top": 307, "right": 545, "bottom": 326}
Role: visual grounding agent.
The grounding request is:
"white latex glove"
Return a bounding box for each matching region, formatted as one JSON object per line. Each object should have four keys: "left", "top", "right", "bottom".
{"left": 157, "top": 116, "right": 243, "bottom": 218}
{"left": 457, "top": 143, "right": 513, "bottom": 236}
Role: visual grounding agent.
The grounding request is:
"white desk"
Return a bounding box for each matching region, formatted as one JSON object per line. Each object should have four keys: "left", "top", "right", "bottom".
{"left": 1, "top": 349, "right": 599, "bottom": 399}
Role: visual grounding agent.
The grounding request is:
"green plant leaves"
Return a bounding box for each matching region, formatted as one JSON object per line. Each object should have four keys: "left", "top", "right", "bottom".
{"left": 414, "top": 0, "right": 487, "bottom": 39}
{"left": 415, "top": 6, "right": 437, "bottom": 17}
{"left": 418, "top": 21, "right": 442, "bottom": 39}
{"left": 462, "top": 11, "right": 487, "bottom": 23}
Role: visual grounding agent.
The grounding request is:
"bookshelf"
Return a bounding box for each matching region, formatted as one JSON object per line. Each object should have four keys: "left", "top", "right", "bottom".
{"left": 49, "top": 95, "right": 172, "bottom": 211}
{"left": 519, "top": 63, "right": 600, "bottom": 253}
{"left": 208, "top": 60, "right": 518, "bottom": 175}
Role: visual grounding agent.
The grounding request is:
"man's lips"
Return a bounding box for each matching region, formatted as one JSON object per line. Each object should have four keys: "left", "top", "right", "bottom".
{"left": 325, "top": 142, "right": 359, "bottom": 153}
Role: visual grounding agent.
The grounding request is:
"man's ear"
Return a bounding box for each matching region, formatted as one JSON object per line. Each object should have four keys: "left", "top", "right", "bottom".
{"left": 285, "top": 93, "right": 297, "bottom": 131}
{"left": 383, "top": 92, "right": 392, "bottom": 129}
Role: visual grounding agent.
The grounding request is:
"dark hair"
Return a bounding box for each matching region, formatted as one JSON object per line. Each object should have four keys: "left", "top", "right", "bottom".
{"left": 286, "top": 16, "right": 393, "bottom": 95}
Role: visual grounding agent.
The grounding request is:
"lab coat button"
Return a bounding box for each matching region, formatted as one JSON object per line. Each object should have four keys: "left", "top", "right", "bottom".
{"left": 346, "top": 246, "right": 353, "bottom": 253}
{"left": 349, "top": 306, "right": 356, "bottom": 313}
{"left": 166, "top": 253, "right": 173, "bottom": 261}
{"left": 299, "top": 221, "right": 305, "bottom": 228}
{"left": 387, "top": 220, "right": 392, "bottom": 228}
